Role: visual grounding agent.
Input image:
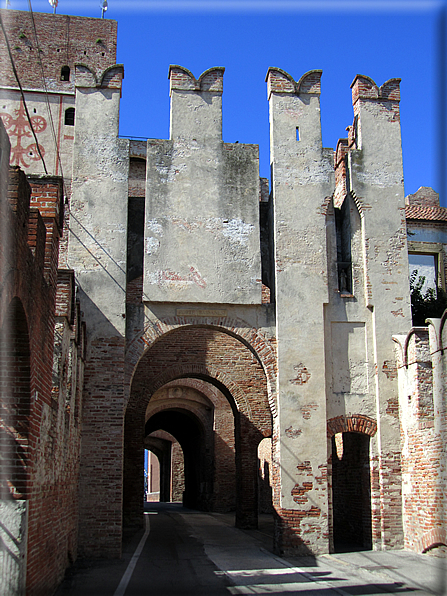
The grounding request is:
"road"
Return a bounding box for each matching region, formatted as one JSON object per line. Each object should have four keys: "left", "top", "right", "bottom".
{"left": 56, "top": 502, "right": 446, "bottom": 596}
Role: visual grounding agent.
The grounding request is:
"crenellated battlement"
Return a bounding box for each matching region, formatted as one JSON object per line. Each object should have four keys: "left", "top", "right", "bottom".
{"left": 351, "top": 74, "right": 401, "bottom": 103}
{"left": 169, "top": 66, "right": 224, "bottom": 94}
{"left": 168, "top": 65, "right": 224, "bottom": 142}
{"left": 351, "top": 75, "right": 401, "bottom": 124}
{"left": 265, "top": 68, "right": 322, "bottom": 99}
{"left": 74, "top": 63, "right": 124, "bottom": 90}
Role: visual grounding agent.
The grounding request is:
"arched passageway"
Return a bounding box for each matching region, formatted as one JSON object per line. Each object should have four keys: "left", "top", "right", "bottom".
{"left": 331, "top": 432, "right": 372, "bottom": 552}
{"left": 144, "top": 429, "right": 186, "bottom": 503}
{"left": 124, "top": 325, "right": 273, "bottom": 531}
{"left": 146, "top": 408, "right": 209, "bottom": 510}
{"left": 144, "top": 447, "right": 161, "bottom": 501}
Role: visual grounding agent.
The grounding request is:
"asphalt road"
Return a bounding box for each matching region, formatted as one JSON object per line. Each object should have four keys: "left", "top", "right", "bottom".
{"left": 117, "top": 506, "right": 230, "bottom": 596}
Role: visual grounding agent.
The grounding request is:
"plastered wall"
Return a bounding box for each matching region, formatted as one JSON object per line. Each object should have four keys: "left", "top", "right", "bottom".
{"left": 143, "top": 67, "right": 262, "bottom": 304}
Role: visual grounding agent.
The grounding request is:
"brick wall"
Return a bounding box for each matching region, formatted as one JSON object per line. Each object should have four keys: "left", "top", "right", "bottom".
{"left": 0, "top": 9, "right": 117, "bottom": 92}
{"left": 171, "top": 440, "right": 185, "bottom": 502}
{"left": 394, "top": 320, "right": 447, "bottom": 553}
{"left": 0, "top": 155, "right": 85, "bottom": 595}
{"left": 77, "top": 335, "right": 124, "bottom": 558}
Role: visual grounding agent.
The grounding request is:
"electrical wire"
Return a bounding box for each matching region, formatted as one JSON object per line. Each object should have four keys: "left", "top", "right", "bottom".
{"left": 0, "top": 12, "right": 48, "bottom": 174}
{"left": 27, "top": 0, "right": 66, "bottom": 189}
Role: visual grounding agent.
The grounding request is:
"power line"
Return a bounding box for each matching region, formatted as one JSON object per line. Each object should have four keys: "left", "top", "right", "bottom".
{"left": 27, "top": 0, "right": 66, "bottom": 190}
{"left": 0, "top": 12, "right": 48, "bottom": 174}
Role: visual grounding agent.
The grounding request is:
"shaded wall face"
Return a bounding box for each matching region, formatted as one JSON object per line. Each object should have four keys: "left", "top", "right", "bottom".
{"left": 0, "top": 299, "right": 30, "bottom": 500}
{"left": 0, "top": 300, "right": 30, "bottom": 596}
{"left": 0, "top": 157, "right": 85, "bottom": 595}
{"left": 171, "top": 441, "right": 185, "bottom": 502}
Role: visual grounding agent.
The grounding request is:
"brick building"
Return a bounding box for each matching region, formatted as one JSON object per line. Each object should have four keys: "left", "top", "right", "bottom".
{"left": 0, "top": 8, "right": 445, "bottom": 595}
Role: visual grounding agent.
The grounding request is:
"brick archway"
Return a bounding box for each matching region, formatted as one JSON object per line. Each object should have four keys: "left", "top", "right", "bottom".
{"left": 327, "top": 414, "right": 377, "bottom": 438}
{"left": 125, "top": 317, "right": 278, "bottom": 417}
{"left": 146, "top": 378, "right": 237, "bottom": 512}
{"left": 327, "top": 414, "right": 377, "bottom": 553}
{"left": 128, "top": 326, "right": 272, "bottom": 434}
{"left": 124, "top": 324, "right": 272, "bottom": 530}
{"left": 141, "top": 362, "right": 255, "bottom": 424}
{"left": 418, "top": 528, "right": 447, "bottom": 553}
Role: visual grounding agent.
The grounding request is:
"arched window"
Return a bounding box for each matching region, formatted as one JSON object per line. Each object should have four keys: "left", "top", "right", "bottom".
{"left": 60, "top": 65, "right": 70, "bottom": 81}
{"left": 64, "top": 107, "right": 75, "bottom": 126}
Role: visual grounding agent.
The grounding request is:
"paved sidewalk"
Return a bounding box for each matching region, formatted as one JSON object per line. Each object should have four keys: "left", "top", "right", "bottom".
{"left": 187, "top": 510, "right": 446, "bottom": 596}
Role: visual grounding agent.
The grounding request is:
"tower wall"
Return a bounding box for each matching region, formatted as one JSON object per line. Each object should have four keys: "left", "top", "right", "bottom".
{"left": 143, "top": 66, "right": 262, "bottom": 304}
{"left": 68, "top": 63, "right": 128, "bottom": 557}
{"left": 267, "top": 68, "right": 334, "bottom": 555}
{"left": 325, "top": 75, "right": 412, "bottom": 551}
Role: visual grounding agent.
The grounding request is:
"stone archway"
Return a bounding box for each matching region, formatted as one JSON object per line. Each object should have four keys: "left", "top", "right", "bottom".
{"left": 124, "top": 324, "right": 273, "bottom": 530}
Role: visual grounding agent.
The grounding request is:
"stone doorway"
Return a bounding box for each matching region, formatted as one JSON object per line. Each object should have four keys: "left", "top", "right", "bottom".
{"left": 331, "top": 432, "right": 373, "bottom": 552}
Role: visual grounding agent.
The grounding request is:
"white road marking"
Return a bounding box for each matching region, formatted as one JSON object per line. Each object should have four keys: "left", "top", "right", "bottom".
{"left": 113, "top": 513, "right": 151, "bottom": 596}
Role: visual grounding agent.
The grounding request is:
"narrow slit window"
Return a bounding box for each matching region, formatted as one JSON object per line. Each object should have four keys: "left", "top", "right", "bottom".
{"left": 64, "top": 107, "right": 75, "bottom": 126}
{"left": 335, "top": 197, "right": 352, "bottom": 294}
{"left": 296, "top": 127, "right": 300, "bottom": 142}
{"left": 61, "top": 65, "right": 70, "bottom": 81}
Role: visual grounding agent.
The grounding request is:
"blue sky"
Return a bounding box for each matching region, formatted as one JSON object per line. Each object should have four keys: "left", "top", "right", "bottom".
{"left": 7, "top": 0, "right": 447, "bottom": 204}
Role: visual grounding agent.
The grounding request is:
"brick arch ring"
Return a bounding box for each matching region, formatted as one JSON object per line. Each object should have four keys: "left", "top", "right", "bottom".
{"left": 417, "top": 528, "right": 447, "bottom": 553}
{"left": 125, "top": 316, "right": 278, "bottom": 417}
{"left": 133, "top": 362, "right": 272, "bottom": 437}
{"left": 327, "top": 414, "right": 377, "bottom": 438}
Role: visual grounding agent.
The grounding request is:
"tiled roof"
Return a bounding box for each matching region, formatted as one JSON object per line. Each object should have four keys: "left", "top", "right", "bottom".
{"left": 405, "top": 205, "right": 447, "bottom": 221}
